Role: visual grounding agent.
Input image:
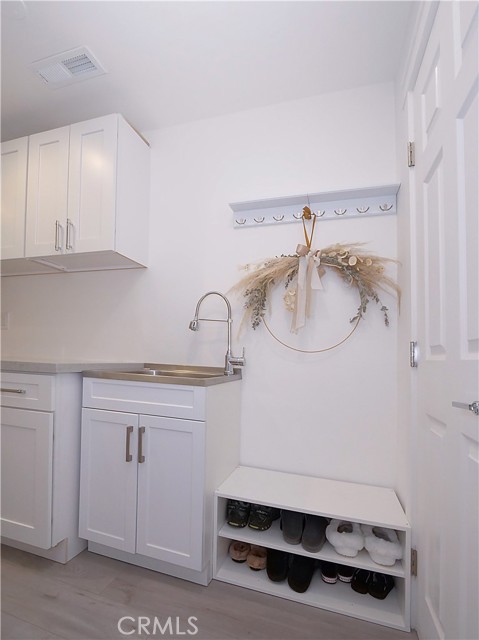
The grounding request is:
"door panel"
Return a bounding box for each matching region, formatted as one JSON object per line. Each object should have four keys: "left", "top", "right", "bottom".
{"left": 79, "top": 408, "right": 138, "bottom": 552}
{"left": 412, "top": 3, "right": 478, "bottom": 639}
{"left": 0, "top": 407, "right": 53, "bottom": 548}
{"left": 136, "top": 415, "right": 205, "bottom": 570}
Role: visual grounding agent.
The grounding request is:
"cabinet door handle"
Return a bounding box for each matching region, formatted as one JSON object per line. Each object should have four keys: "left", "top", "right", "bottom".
{"left": 0, "top": 387, "right": 26, "bottom": 394}
{"left": 125, "top": 426, "right": 133, "bottom": 462}
{"left": 66, "top": 218, "right": 74, "bottom": 250}
{"left": 55, "top": 220, "right": 63, "bottom": 251}
{"left": 138, "top": 426, "right": 146, "bottom": 463}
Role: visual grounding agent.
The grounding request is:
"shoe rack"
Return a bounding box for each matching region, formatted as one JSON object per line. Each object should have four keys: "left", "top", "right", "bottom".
{"left": 213, "top": 466, "right": 411, "bottom": 631}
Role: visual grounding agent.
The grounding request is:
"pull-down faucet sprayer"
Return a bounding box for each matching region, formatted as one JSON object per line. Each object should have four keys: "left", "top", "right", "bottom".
{"left": 189, "top": 291, "right": 245, "bottom": 376}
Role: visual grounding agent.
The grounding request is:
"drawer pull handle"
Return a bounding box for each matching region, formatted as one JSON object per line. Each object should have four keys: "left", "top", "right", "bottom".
{"left": 1, "top": 388, "right": 26, "bottom": 394}
{"left": 138, "top": 426, "right": 146, "bottom": 463}
{"left": 125, "top": 426, "right": 133, "bottom": 462}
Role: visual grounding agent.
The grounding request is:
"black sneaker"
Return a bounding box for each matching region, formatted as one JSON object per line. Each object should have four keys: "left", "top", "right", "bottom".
{"left": 320, "top": 561, "right": 338, "bottom": 584}
{"left": 248, "top": 504, "right": 280, "bottom": 531}
{"left": 337, "top": 564, "right": 355, "bottom": 583}
{"left": 226, "top": 500, "right": 251, "bottom": 527}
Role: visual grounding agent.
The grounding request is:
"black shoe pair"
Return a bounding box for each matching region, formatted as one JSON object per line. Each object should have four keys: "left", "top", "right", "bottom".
{"left": 267, "top": 549, "right": 316, "bottom": 593}
{"left": 281, "top": 510, "right": 328, "bottom": 552}
{"left": 320, "top": 561, "right": 355, "bottom": 584}
{"left": 351, "top": 569, "right": 395, "bottom": 600}
{"left": 227, "top": 500, "right": 280, "bottom": 531}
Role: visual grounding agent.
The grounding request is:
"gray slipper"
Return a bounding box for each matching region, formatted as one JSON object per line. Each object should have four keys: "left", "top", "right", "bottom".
{"left": 301, "top": 514, "right": 328, "bottom": 552}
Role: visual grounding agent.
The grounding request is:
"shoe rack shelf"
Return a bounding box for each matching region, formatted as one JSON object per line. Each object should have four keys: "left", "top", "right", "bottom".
{"left": 213, "top": 466, "right": 411, "bottom": 632}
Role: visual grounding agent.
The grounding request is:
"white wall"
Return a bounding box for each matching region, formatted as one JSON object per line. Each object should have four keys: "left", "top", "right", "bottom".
{"left": 1, "top": 82, "right": 400, "bottom": 487}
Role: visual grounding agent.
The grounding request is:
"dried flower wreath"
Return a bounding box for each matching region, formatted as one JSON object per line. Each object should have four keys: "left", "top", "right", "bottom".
{"left": 230, "top": 207, "right": 400, "bottom": 349}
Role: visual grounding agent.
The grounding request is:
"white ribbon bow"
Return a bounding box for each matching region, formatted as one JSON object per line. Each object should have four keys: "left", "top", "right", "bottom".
{"left": 291, "top": 244, "right": 324, "bottom": 333}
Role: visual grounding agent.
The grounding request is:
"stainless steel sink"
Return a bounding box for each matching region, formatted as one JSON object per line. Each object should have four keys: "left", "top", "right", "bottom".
{"left": 128, "top": 367, "right": 220, "bottom": 378}
{"left": 82, "top": 363, "right": 242, "bottom": 386}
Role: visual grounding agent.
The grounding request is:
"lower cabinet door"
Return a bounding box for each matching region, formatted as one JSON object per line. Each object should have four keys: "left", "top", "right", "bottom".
{"left": 79, "top": 408, "right": 138, "bottom": 552}
{"left": 1, "top": 407, "right": 53, "bottom": 548}
{"left": 136, "top": 415, "right": 205, "bottom": 570}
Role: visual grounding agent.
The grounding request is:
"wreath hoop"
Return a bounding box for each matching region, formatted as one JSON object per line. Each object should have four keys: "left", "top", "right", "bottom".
{"left": 263, "top": 314, "right": 361, "bottom": 353}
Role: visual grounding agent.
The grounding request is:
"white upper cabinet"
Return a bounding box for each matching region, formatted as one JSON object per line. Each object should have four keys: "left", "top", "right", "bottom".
{"left": 2, "top": 113, "right": 149, "bottom": 275}
{"left": 1, "top": 137, "right": 28, "bottom": 259}
{"left": 25, "top": 126, "right": 70, "bottom": 257}
{"left": 67, "top": 115, "right": 118, "bottom": 254}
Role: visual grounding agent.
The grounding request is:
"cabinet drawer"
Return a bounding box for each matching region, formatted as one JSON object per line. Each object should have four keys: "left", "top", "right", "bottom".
{"left": 0, "top": 373, "right": 55, "bottom": 411}
{"left": 82, "top": 378, "right": 206, "bottom": 420}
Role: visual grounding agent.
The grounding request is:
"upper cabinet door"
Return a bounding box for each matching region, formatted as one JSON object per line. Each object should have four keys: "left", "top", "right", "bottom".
{"left": 67, "top": 115, "right": 118, "bottom": 254}
{"left": 25, "top": 126, "right": 70, "bottom": 258}
{"left": 1, "top": 137, "right": 28, "bottom": 259}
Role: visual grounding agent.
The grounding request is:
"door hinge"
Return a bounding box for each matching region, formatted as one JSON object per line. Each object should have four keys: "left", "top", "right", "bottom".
{"left": 408, "top": 141, "right": 415, "bottom": 167}
{"left": 411, "top": 548, "right": 418, "bottom": 576}
{"left": 409, "top": 341, "right": 418, "bottom": 368}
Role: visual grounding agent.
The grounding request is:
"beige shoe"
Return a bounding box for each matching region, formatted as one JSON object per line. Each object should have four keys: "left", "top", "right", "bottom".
{"left": 229, "top": 540, "right": 251, "bottom": 563}
{"left": 247, "top": 545, "right": 267, "bottom": 571}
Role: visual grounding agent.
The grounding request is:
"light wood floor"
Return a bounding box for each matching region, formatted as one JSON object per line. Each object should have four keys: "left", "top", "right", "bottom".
{"left": 1, "top": 546, "right": 418, "bottom": 640}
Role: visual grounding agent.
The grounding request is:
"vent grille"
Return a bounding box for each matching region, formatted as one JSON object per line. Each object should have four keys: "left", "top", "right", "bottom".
{"left": 62, "top": 53, "right": 98, "bottom": 75}
{"left": 31, "top": 46, "right": 106, "bottom": 88}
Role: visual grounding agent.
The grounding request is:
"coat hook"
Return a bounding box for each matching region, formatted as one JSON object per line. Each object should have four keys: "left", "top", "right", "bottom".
{"left": 273, "top": 215, "right": 284, "bottom": 221}
{"left": 357, "top": 206, "right": 369, "bottom": 213}
{"left": 334, "top": 208, "right": 347, "bottom": 216}
{"left": 235, "top": 218, "right": 246, "bottom": 225}
{"left": 379, "top": 203, "right": 393, "bottom": 211}
{"left": 316, "top": 210, "right": 326, "bottom": 217}
{"left": 293, "top": 212, "right": 303, "bottom": 219}
{"left": 254, "top": 217, "right": 265, "bottom": 223}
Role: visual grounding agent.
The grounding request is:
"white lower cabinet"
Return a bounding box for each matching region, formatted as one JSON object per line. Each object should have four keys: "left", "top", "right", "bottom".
{"left": 79, "top": 409, "right": 138, "bottom": 553}
{"left": 214, "top": 466, "right": 411, "bottom": 632}
{"left": 79, "top": 409, "right": 205, "bottom": 570}
{"left": 1, "top": 407, "right": 53, "bottom": 548}
{"left": 80, "top": 377, "right": 241, "bottom": 584}
{"left": 0, "top": 371, "right": 87, "bottom": 563}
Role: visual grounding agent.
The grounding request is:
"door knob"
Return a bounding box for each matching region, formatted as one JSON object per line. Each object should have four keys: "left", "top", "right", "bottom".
{"left": 452, "top": 401, "right": 479, "bottom": 416}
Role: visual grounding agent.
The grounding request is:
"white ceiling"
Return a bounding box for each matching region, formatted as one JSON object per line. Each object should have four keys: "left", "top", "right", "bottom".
{"left": 1, "top": 0, "right": 415, "bottom": 142}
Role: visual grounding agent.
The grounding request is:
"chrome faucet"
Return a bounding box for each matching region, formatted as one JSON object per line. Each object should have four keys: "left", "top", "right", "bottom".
{"left": 189, "top": 291, "right": 245, "bottom": 375}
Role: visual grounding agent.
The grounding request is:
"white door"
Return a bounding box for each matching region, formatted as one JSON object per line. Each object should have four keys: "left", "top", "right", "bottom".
{"left": 79, "top": 408, "right": 138, "bottom": 553}
{"left": 411, "top": 3, "right": 478, "bottom": 639}
{"left": 1, "top": 137, "right": 28, "bottom": 259}
{"left": 67, "top": 115, "right": 117, "bottom": 254}
{"left": 25, "top": 126, "right": 70, "bottom": 257}
{"left": 136, "top": 415, "right": 205, "bottom": 570}
{"left": 0, "top": 407, "right": 53, "bottom": 548}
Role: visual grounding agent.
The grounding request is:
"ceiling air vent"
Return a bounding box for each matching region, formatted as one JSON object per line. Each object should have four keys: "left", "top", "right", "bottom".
{"left": 31, "top": 46, "right": 107, "bottom": 88}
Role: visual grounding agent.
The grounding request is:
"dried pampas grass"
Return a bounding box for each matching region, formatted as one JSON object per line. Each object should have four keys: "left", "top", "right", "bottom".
{"left": 230, "top": 243, "right": 401, "bottom": 332}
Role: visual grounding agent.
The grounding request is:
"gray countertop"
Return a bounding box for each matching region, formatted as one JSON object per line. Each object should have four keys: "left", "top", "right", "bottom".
{"left": 1, "top": 359, "right": 144, "bottom": 374}
{"left": 1, "top": 360, "right": 242, "bottom": 386}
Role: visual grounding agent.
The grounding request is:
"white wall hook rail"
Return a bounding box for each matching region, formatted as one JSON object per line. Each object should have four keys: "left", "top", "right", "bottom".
{"left": 230, "top": 184, "right": 400, "bottom": 229}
